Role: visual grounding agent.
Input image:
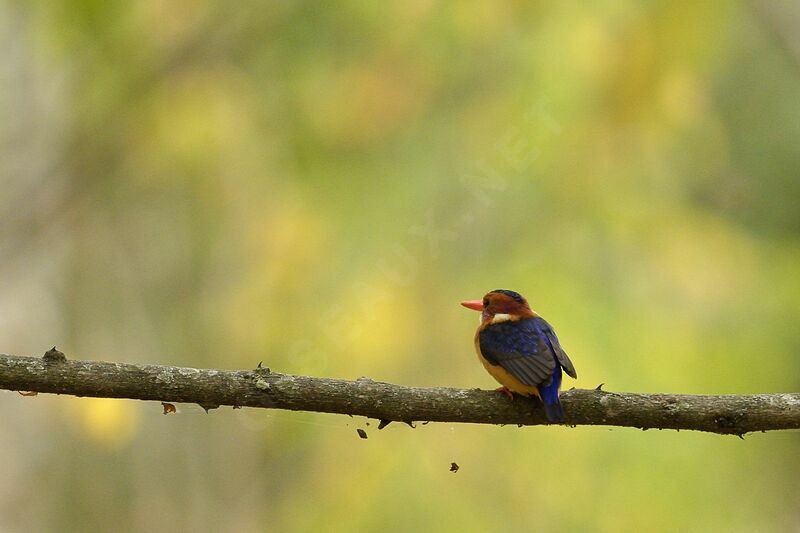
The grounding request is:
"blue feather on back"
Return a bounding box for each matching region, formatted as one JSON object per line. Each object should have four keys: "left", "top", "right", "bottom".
{"left": 539, "top": 364, "right": 562, "bottom": 405}
{"left": 537, "top": 322, "right": 565, "bottom": 422}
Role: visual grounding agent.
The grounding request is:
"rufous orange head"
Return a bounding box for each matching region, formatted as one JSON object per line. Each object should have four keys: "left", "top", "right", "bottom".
{"left": 461, "top": 289, "right": 535, "bottom": 322}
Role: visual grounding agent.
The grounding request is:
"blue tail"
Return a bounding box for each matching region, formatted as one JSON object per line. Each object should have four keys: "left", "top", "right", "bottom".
{"left": 538, "top": 365, "right": 564, "bottom": 423}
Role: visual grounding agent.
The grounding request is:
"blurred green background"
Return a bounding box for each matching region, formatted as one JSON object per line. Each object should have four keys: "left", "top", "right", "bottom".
{"left": 1, "top": 1, "right": 799, "bottom": 531}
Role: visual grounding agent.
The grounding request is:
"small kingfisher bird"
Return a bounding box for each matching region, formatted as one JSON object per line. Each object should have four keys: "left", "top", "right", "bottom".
{"left": 461, "top": 289, "right": 577, "bottom": 423}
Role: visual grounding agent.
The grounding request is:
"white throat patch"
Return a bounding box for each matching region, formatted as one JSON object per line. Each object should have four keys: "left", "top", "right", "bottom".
{"left": 490, "top": 313, "right": 514, "bottom": 324}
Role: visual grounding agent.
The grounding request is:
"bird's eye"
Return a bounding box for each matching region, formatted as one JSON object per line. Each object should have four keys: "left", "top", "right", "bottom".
{"left": 482, "top": 299, "right": 489, "bottom": 308}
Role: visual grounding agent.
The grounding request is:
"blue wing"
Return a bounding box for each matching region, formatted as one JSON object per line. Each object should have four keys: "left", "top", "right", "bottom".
{"left": 536, "top": 318, "right": 577, "bottom": 379}
{"left": 479, "top": 318, "right": 556, "bottom": 386}
{"left": 479, "top": 317, "right": 577, "bottom": 387}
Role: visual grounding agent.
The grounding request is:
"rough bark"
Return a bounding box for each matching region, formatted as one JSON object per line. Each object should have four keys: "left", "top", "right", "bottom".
{"left": 1, "top": 349, "right": 798, "bottom": 436}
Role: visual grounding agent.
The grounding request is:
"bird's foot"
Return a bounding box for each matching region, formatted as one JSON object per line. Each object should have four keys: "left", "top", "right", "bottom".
{"left": 495, "top": 386, "right": 514, "bottom": 401}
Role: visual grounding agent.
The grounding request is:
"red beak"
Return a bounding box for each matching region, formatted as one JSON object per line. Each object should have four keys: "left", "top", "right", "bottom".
{"left": 460, "top": 299, "right": 484, "bottom": 312}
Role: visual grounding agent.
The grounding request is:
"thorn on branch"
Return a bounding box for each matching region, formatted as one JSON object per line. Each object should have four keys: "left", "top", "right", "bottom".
{"left": 199, "top": 403, "right": 219, "bottom": 413}
{"left": 378, "top": 419, "right": 391, "bottom": 430}
{"left": 43, "top": 347, "right": 66, "bottom": 364}
{"left": 18, "top": 391, "right": 38, "bottom": 397}
{"left": 595, "top": 383, "right": 605, "bottom": 391}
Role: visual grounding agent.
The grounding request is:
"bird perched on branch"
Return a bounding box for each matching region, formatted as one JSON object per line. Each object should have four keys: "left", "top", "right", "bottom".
{"left": 461, "top": 289, "right": 577, "bottom": 423}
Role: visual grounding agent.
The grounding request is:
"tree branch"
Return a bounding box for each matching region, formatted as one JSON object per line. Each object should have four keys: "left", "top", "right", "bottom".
{"left": 1, "top": 349, "right": 798, "bottom": 436}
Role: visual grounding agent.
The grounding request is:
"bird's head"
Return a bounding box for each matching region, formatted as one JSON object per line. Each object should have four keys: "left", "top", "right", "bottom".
{"left": 461, "top": 289, "right": 535, "bottom": 324}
